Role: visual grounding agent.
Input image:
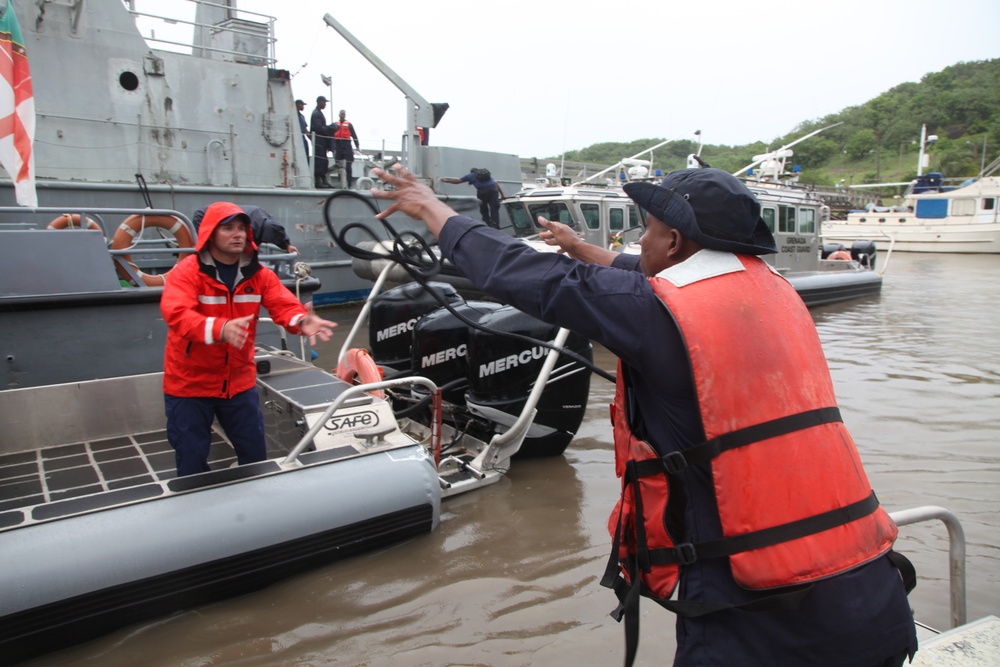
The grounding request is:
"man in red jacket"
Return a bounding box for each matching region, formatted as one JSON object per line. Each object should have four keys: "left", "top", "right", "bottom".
{"left": 160, "top": 202, "right": 336, "bottom": 476}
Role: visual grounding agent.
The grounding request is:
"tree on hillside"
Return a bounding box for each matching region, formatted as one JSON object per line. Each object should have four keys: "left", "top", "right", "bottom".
{"left": 846, "top": 129, "right": 876, "bottom": 161}
{"left": 547, "top": 58, "right": 999, "bottom": 183}
{"left": 792, "top": 137, "right": 838, "bottom": 169}
{"left": 862, "top": 96, "right": 903, "bottom": 182}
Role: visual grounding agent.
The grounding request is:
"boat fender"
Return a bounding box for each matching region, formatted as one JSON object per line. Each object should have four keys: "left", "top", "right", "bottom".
{"left": 111, "top": 214, "right": 195, "bottom": 287}
{"left": 336, "top": 348, "right": 386, "bottom": 399}
{"left": 47, "top": 213, "right": 104, "bottom": 236}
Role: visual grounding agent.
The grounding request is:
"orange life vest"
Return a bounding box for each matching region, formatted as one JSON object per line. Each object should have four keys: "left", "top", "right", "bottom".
{"left": 604, "top": 252, "right": 897, "bottom": 606}
{"left": 334, "top": 121, "right": 353, "bottom": 140}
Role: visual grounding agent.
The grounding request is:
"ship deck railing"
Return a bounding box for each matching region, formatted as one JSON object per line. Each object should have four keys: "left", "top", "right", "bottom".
{"left": 889, "top": 506, "right": 966, "bottom": 630}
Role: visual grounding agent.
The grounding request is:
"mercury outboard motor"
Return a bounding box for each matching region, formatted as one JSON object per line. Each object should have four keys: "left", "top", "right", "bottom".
{"left": 466, "top": 306, "right": 592, "bottom": 457}
{"left": 851, "top": 239, "right": 877, "bottom": 270}
{"left": 365, "top": 283, "right": 591, "bottom": 458}
{"left": 409, "top": 300, "right": 503, "bottom": 405}
{"left": 820, "top": 242, "right": 846, "bottom": 259}
{"left": 368, "top": 282, "right": 463, "bottom": 375}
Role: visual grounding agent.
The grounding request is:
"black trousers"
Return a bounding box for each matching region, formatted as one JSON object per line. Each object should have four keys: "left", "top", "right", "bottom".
{"left": 477, "top": 187, "right": 500, "bottom": 228}
{"left": 314, "top": 140, "right": 328, "bottom": 186}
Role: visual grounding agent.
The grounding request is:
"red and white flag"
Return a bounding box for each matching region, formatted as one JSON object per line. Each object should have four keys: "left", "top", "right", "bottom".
{"left": 0, "top": 0, "right": 36, "bottom": 208}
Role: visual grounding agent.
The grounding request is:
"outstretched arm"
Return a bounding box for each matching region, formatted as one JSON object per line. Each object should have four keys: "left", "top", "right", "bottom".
{"left": 537, "top": 217, "right": 619, "bottom": 266}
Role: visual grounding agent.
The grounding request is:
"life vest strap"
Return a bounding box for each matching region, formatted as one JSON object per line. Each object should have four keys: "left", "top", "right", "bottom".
{"left": 632, "top": 406, "right": 843, "bottom": 476}
{"left": 887, "top": 549, "right": 918, "bottom": 594}
{"left": 648, "top": 490, "right": 881, "bottom": 566}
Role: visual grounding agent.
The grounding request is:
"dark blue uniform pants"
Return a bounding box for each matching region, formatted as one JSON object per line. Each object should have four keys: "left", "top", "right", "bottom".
{"left": 477, "top": 187, "right": 500, "bottom": 228}
{"left": 165, "top": 387, "right": 267, "bottom": 476}
{"left": 314, "top": 139, "right": 329, "bottom": 187}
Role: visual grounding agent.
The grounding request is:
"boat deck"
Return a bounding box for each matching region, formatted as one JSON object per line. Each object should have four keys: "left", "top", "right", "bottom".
{"left": 0, "top": 428, "right": 241, "bottom": 515}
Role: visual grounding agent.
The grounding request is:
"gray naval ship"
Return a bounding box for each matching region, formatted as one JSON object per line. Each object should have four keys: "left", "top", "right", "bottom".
{"left": 0, "top": 0, "right": 522, "bottom": 306}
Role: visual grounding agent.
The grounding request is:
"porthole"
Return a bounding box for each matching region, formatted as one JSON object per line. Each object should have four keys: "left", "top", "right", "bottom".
{"left": 119, "top": 70, "right": 140, "bottom": 91}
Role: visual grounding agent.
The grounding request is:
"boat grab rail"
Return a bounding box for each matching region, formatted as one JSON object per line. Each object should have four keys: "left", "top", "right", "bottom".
{"left": 889, "top": 505, "right": 966, "bottom": 629}
{"left": 281, "top": 376, "right": 441, "bottom": 469}
{"left": 821, "top": 229, "right": 897, "bottom": 275}
{"left": 338, "top": 260, "right": 398, "bottom": 365}
{"left": 338, "top": 260, "right": 574, "bottom": 464}
{"left": 472, "top": 326, "right": 571, "bottom": 467}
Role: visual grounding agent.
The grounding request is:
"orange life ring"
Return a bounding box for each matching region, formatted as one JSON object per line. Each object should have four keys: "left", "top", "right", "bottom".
{"left": 336, "top": 348, "right": 386, "bottom": 399}
{"left": 47, "top": 214, "right": 104, "bottom": 236}
{"left": 828, "top": 250, "right": 852, "bottom": 261}
{"left": 111, "top": 214, "right": 196, "bottom": 287}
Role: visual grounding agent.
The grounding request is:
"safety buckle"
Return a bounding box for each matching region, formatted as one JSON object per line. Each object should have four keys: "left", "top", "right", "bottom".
{"left": 675, "top": 543, "right": 698, "bottom": 566}
{"left": 662, "top": 451, "right": 688, "bottom": 474}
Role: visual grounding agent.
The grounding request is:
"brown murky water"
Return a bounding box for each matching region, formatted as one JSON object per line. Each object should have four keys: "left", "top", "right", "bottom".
{"left": 24, "top": 252, "right": 1000, "bottom": 666}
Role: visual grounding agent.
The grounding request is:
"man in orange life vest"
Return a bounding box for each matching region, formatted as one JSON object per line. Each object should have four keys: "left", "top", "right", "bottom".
{"left": 332, "top": 109, "right": 361, "bottom": 187}
{"left": 161, "top": 202, "right": 336, "bottom": 477}
{"left": 368, "top": 164, "right": 917, "bottom": 667}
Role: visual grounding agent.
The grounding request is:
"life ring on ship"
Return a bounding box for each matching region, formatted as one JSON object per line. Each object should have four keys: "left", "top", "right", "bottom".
{"left": 47, "top": 214, "right": 104, "bottom": 236}
{"left": 336, "top": 348, "right": 385, "bottom": 399}
{"left": 828, "top": 250, "right": 853, "bottom": 261}
{"left": 111, "top": 214, "right": 196, "bottom": 287}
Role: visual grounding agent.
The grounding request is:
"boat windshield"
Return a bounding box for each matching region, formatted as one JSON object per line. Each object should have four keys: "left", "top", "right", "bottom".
{"left": 504, "top": 202, "right": 538, "bottom": 237}
{"left": 528, "top": 202, "right": 577, "bottom": 229}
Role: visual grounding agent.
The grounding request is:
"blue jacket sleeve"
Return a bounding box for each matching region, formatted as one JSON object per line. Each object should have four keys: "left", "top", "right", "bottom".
{"left": 438, "top": 215, "right": 668, "bottom": 369}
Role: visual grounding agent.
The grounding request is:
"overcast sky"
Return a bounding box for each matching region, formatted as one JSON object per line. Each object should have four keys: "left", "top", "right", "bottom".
{"left": 142, "top": 0, "right": 999, "bottom": 158}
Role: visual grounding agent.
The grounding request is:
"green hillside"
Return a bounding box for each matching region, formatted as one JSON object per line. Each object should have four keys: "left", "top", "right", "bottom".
{"left": 557, "top": 58, "right": 1000, "bottom": 194}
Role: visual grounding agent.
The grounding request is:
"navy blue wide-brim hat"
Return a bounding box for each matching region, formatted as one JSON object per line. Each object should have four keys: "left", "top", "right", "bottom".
{"left": 623, "top": 168, "right": 778, "bottom": 255}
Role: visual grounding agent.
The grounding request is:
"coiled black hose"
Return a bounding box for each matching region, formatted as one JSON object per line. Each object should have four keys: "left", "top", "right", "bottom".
{"left": 321, "top": 189, "right": 615, "bottom": 383}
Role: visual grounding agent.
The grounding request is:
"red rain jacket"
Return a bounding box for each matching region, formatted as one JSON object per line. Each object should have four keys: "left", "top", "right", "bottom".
{"left": 160, "top": 202, "right": 307, "bottom": 398}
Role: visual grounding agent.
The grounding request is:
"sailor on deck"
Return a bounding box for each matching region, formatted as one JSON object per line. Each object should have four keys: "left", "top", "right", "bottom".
{"left": 368, "top": 164, "right": 918, "bottom": 667}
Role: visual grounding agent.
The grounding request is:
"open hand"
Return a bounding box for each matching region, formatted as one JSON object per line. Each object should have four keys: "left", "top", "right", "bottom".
{"left": 370, "top": 163, "right": 458, "bottom": 238}
{"left": 222, "top": 314, "right": 254, "bottom": 349}
{"left": 299, "top": 303, "right": 337, "bottom": 345}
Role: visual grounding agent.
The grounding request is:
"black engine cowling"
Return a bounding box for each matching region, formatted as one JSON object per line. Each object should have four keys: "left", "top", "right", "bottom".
{"left": 465, "top": 306, "right": 592, "bottom": 457}
{"left": 409, "top": 300, "right": 503, "bottom": 405}
{"left": 851, "top": 239, "right": 877, "bottom": 270}
{"left": 368, "top": 282, "right": 462, "bottom": 375}
{"left": 366, "top": 283, "right": 591, "bottom": 457}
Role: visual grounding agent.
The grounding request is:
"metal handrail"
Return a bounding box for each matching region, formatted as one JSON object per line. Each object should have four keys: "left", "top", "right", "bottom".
{"left": 280, "top": 376, "right": 440, "bottom": 468}
{"left": 821, "top": 228, "right": 897, "bottom": 275}
{"left": 337, "top": 261, "right": 398, "bottom": 367}
{"left": 472, "top": 327, "right": 571, "bottom": 467}
{"left": 128, "top": 2, "right": 277, "bottom": 65}
{"left": 889, "top": 505, "right": 966, "bottom": 629}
